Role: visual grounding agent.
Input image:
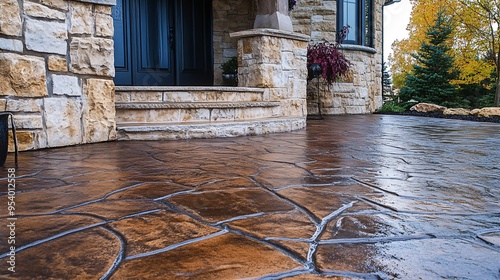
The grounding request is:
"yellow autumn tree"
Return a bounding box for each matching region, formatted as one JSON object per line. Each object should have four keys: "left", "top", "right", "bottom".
{"left": 449, "top": 0, "right": 500, "bottom": 105}
{"left": 390, "top": 0, "right": 498, "bottom": 106}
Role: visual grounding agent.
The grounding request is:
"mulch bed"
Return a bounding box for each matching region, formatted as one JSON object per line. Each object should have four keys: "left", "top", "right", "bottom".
{"left": 375, "top": 111, "right": 500, "bottom": 123}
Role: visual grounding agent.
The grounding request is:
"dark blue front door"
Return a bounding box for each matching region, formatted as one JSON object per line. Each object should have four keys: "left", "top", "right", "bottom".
{"left": 112, "top": 0, "right": 213, "bottom": 86}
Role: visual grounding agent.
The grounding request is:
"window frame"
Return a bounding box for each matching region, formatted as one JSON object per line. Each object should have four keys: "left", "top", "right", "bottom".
{"left": 337, "top": 0, "right": 374, "bottom": 47}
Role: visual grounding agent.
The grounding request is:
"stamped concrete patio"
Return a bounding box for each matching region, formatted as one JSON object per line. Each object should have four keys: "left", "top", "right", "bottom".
{"left": 1, "top": 115, "right": 499, "bottom": 279}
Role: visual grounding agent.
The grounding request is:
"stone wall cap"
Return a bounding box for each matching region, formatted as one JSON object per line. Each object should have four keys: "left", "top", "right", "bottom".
{"left": 115, "top": 86, "right": 266, "bottom": 93}
{"left": 339, "top": 44, "right": 377, "bottom": 54}
{"left": 230, "top": 28, "right": 310, "bottom": 42}
{"left": 75, "top": 0, "right": 116, "bottom": 6}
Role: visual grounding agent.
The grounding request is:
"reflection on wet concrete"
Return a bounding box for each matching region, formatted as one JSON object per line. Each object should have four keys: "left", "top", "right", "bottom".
{"left": 0, "top": 115, "right": 499, "bottom": 279}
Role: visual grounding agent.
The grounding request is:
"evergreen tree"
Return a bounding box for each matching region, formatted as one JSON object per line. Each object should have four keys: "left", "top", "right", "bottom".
{"left": 382, "top": 62, "right": 393, "bottom": 98}
{"left": 399, "top": 11, "right": 461, "bottom": 107}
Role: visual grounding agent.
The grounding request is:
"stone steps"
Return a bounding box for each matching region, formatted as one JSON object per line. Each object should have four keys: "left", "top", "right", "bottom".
{"left": 116, "top": 117, "right": 306, "bottom": 140}
{"left": 115, "top": 86, "right": 268, "bottom": 103}
{"left": 115, "top": 101, "right": 281, "bottom": 123}
{"left": 115, "top": 86, "right": 305, "bottom": 140}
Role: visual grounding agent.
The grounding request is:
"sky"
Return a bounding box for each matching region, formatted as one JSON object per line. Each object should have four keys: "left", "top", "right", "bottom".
{"left": 383, "top": 0, "right": 413, "bottom": 62}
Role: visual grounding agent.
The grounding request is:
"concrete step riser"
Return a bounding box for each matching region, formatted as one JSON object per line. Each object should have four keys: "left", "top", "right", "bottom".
{"left": 116, "top": 106, "right": 278, "bottom": 123}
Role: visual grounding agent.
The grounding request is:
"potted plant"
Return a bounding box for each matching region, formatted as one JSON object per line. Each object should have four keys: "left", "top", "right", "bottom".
{"left": 306, "top": 26, "right": 351, "bottom": 119}
{"left": 220, "top": 57, "right": 238, "bottom": 86}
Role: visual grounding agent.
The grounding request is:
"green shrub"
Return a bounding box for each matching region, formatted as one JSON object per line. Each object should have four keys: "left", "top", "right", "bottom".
{"left": 377, "top": 101, "right": 406, "bottom": 113}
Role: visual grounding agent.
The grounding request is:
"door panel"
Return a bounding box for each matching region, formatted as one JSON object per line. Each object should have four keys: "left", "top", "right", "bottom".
{"left": 176, "top": 0, "right": 213, "bottom": 85}
{"left": 112, "top": 0, "right": 132, "bottom": 85}
{"left": 132, "top": 0, "right": 174, "bottom": 85}
{"left": 112, "top": 0, "right": 213, "bottom": 86}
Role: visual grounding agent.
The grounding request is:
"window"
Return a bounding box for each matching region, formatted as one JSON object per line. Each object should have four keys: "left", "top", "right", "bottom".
{"left": 337, "top": 0, "right": 373, "bottom": 47}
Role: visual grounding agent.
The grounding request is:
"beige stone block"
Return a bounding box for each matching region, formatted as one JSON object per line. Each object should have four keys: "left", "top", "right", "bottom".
{"left": 83, "top": 79, "right": 116, "bottom": 142}
{"left": 0, "top": 0, "right": 22, "bottom": 36}
{"left": 48, "top": 55, "right": 68, "bottom": 71}
{"left": 6, "top": 99, "right": 42, "bottom": 112}
{"left": 70, "top": 37, "right": 114, "bottom": 77}
{"left": 40, "top": 0, "right": 67, "bottom": 10}
{"left": 44, "top": 97, "right": 83, "bottom": 147}
{"left": 130, "top": 92, "right": 162, "bottom": 102}
{"left": 0, "top": 53, "right": 48, "bottom": 97}
{"left": 24, "top": 1, "right": 66, "bottom": 20}
{"left": 8, "top": 131, "right": 36, "bottom": 151}
{"left": 96, "top": 13, "right": 114, "bottom": 37}
{"left": 0, "top": 99, "right": 5, "bottom": 110}
{"left": 70, "top": 2, "right": 94, "bottom": 35}
{"left": 95, "top": 5, "right": 112, "bottom": 15}
{"left": 13, "top": 114, "right": 43, "bottom": 129}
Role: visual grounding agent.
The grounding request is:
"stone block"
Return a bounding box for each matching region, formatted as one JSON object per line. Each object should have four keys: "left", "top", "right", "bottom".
{"left": 25, "top": 18, "right": 67, "bottom": 55}
{"left": 8, "top": 131, "right": 36, "bottom": 151}
{"left": 13, "top": 115, "right": 43, "bottom": 129}
{"left": 130, "top": 91, "right": 163, "bottom": 102}
{"left": 52, "top": 75, "right": 82, "bottom": 96}
{"left": 0, "top": 53, "right": 48, "bottom": 97}
{"left": 0, "top": 99, "right": 5, "bottom": 110}
{"left": 44, "top": 97, "right": 83, "bottom": 147}
{"left": 24, "top": 1, "right": 66, "bottom": 20}
{"left": 96, "top": 13, "right": 114, "bottom": 37}
{"left": 48, "top": 55, "right": 68, "bottom": 71}
{"left": 40, "top": 0, "right": 67, "bottom": 10}
{"left": 0, "top": 0, "right": 22, "bottom": 36}
{"left": 0, "top": 38, "right": 23, "bottom": 52}
{"left": 70, "top": 2, "right": 94, "bottom": 35}
{"left": 83, "top": 79, "right": 116, "bottom": 143}
{"left": 70, "top": 37, "right": 114, "bottom": 77}
{"left": 95, "top": 5, "right": 112, "bottom": 15}
{"left": 6, "top": 99, "right": 42, "bottom": 112}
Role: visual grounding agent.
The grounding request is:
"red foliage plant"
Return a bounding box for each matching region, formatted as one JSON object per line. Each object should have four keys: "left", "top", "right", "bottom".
{"left": 307, "top": 42, "right": 351, "bottom": 85}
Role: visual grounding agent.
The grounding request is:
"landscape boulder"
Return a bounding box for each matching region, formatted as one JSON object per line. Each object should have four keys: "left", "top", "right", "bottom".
{"left": 443, "top": 108, "right": 471, "bottom": 116}
{"left": 477, "top": 107, "right": 500, "bottom": 118}
{"left": 410, "top": 103, "right": 447, "bottom": 113}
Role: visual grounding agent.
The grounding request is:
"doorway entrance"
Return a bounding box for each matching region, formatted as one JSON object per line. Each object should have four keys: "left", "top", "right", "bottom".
{"left": 112, "top": 0, "right": 213, "bottom": 86}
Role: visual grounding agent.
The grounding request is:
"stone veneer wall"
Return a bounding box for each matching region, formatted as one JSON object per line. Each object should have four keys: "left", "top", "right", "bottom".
{"left": 0, "top": 0, "right": 116, "bottom": 151}
{"left": 232, "top": 29, "right": 309, "bottom": 120}
{"left": 212, "top": 0, "right": 255, "bottom": 85}
{"left": 290, "top": 0, "right": 384, "bottom": 114}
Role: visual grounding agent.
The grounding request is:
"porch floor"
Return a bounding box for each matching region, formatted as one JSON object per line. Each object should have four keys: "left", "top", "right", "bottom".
{"left": 1, "top": 115, "right": 499, "bottom": 279}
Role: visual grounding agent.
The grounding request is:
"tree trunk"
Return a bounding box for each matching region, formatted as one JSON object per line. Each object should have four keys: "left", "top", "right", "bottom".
{"left": 496, "top": 75, "right": 500, "bottom": 106}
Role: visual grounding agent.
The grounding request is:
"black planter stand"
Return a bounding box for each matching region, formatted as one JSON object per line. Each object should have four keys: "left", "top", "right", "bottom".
{"left": 0, "top": 112, "right": 18, "bottom": 167}
{"left": 307, "top": 63, "right": 323, "bottom": 120}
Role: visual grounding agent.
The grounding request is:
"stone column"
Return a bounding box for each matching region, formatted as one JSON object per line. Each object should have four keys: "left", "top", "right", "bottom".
{"left": 254, "top": 0, "right": 293, "bottom": 31}
{"left": 230, "top": 29, "right": 310, "bottom": 118}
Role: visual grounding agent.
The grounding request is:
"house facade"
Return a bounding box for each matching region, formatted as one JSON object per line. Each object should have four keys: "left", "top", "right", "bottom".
{"left": 0, "top": 0, "right": 386, "bottom": 151}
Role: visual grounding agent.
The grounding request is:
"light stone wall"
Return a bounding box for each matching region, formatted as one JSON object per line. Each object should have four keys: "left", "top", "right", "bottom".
{"left": 0, "top": 0, "right": 116, "bottom": 151}
{"left": 290, "top": 0, "right": 384, "bottom": 114}
{"left": 213, "top": 0, "right": 256, "bottom": 85}
{"left": 232, "top": 29, "right": 310, "bottom": 120}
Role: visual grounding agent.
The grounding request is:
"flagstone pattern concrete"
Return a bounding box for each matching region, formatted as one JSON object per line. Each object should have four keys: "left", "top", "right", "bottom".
{"left": 0, "top": 115, "right": 499, "bottom": 279}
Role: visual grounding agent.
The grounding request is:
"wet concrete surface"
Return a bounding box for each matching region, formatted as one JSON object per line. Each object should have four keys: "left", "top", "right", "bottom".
{"left": 0, "top": 115, "right": 499, "bottom": 279}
